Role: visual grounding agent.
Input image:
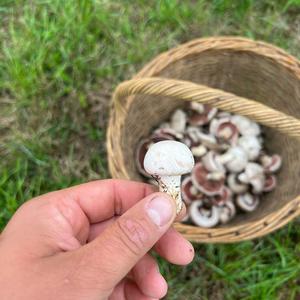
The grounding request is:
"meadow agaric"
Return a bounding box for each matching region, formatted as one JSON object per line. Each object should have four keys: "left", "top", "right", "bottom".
{"left": 170, "top": 109, "right": 187, "bottom": 133}
{"left": 227, "top": 173, "right": 248, "bottom": 194}
{"left": 218, "top": 146, "right": 248, "bottom": 173}
{"left": 260, "top": 154, "right": 282, "bottom": 173}
{"left": 236, "top": 193, "right": 259, "bottom": 212}
{"left": 212, "top": 186, "right": 232, "bottom": 206}
{"left": 219, "top": 200, "right": 236, "bottom": 224}
{"left": 238, "top": 162, "right": 265, "bottom": 194}
{"left": 144, "top": 140, "right": 195, "bottom": 213}
{"left": 188, "top": 103, "right": 218, "bottom": 126}
{"left": 238, "top": 135, "right": 262, "bottom": 161}
{"left": 209, "top": 118, "right": 239, "bottom": 144}
{"left": 181, "top": 176, "right": 203, "bottom": 205}
{"left": 191, "top": 162, "right": 224, "bottom": 196}
{"left": 263, "top": 174, "right": 277, "bottom": 192}
{"left": 189, "top": 200, "right": 220, "bottom": 228}
{"left": 231, "top": 115, "right": 261, "bottom": 136}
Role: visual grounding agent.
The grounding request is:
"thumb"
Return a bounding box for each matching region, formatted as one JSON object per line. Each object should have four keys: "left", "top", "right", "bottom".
{"left": 75, "top": 192, "right": 176, "bottom": 291}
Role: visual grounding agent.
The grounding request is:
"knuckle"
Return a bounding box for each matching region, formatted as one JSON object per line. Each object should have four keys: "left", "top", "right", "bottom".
{"left": 115, "top": 217, "right": 150, "bottom": 256}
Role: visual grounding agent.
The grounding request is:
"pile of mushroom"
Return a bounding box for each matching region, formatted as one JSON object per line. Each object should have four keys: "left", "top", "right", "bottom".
{"left": 136, "top": 102, "right": 282, "bottom": 228}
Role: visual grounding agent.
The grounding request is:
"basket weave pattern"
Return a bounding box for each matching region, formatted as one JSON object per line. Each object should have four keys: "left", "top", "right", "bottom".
{"left": 107, "top": 37, "right": 300, "bottom": 243}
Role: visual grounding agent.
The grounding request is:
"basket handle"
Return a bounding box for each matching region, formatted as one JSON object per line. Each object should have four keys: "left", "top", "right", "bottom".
{"left": 114, "top": 77, "right": 300, "bottom": 139}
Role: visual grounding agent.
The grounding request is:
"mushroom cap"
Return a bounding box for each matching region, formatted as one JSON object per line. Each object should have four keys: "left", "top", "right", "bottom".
{"left": 223, "top": 146, "right": 248, "bottom": 173}
{"left": 170, "top": 109, "right": 187, "bottom": 133}
{"left": 219, "top": 200, "right": 236, "bottom": 224}
{"left": 144, "top": 141, "right": 195, "bottom": 176}
{"left": 188, "top": 104, "right": 218, "bottom": 126}
{"left": 210, "top": 118, "right": 239, "bottom": 144}
{"left": 227, "top": 173, "right": 248, "bottom": 194}
{"left": 260, "top": 154, "right": 282, "bottom": 173}
{"left": 203, "top": 151, "right": 226, "bottom": 173}
{"left": 238, "top": 162, "right": 265, "bottom": 193}
{"left": 181, "top": 176, "right": 203, "bottom": 204}
{"left": 152, "top": 128, "right": 182, "bottom": 140}
{"left": 263, "top": 174, "right": 277, "bottom": 192}
{"left": 238, "top": 136, "right": 262, "bottom": 161}
{"left": 191, "top": 162, "right": 224, "bottom": 196}
{"left": 236, "top": 193, "right": 259, "bottom": 212}
{"left": 189, "top": 200, "right": 220, "bottom": 227}
{"left": 213, "top": 186, "right": 232, "bottom": 206}
{"left": 231, "top": 115, "right": 261, "bottom": 136}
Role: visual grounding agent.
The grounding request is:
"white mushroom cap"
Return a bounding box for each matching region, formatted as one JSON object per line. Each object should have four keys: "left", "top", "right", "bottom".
{"left": 219, "top": 200, "right": 236, "bottom": 224}
{"left": 236, "top": 193, "right": 259, "bottom": 212}
{"left": 227, "top": 173, "right": 248, "bottom": 194}
{"left": 260, "top": 154, "right": 282, "bottom": 173}
{"left": 238, "top": 162, "right": 265, "bottom": 194}
{"left": 231, "top": 115, "right": 261, "bottom": 136}
{"left": 238, "top": 136, "right": 262, "bottom": 161}
{"left": 144, "top": 141, "right": 195, "bottom": 176}
{"left": 189, "top": 200, "right": 220, "bottom": 228}
{"left": 170, "top": 109, "right": 187, "bottom": 133}
{"left": 203, "top": 151, "right": 226, "bottom": 173}
{"left": 191, "top": 144, "right": 207, "bottom": 157}
{"left": 218, "top": 146, "right": 248, "bottom": 173}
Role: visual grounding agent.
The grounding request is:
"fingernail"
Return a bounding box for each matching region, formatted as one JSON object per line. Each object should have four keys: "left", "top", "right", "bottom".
{"left": 146, "top": 195, "right": 174, "bottom": 226}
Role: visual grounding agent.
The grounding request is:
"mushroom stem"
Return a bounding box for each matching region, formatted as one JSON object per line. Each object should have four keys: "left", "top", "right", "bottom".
{"left": 155, "top": 175, "right": 183, "bottom": 213}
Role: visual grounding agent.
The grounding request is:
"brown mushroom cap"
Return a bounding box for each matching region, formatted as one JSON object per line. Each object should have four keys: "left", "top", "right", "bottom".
{"left": 181, "top": 176, "right": 204, "bottom": 205}
{"left": 188, "top": 104, "right": 217, "bottom": 126}
{"left": 263, "top": 174, "right": 277, "bottom": 192}
{"left": 191, "top": 162, "right": 225, "bottom": 196}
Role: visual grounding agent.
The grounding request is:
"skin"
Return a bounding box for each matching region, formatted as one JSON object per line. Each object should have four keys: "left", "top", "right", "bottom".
{"left": 0, "top": 179, "right": 194, "bottom": 300}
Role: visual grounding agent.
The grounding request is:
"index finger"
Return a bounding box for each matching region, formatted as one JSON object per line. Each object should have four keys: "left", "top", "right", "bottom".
{"left": 61, "top": 179, "right": 156, "bottom": 223}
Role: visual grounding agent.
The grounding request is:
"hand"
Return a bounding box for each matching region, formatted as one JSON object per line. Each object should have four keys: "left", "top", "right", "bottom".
{"left": 0, "top": 179, "right": 194, "bottom": 300}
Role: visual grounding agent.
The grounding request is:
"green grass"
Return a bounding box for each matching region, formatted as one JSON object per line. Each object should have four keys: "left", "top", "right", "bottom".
{"left": 1, "top": 0, "right": 300, "bottom": 298}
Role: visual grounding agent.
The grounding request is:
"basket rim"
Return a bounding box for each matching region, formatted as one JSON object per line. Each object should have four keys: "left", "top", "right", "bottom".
{"left": 107, "top": 36, "right": 300, "bottom": 243}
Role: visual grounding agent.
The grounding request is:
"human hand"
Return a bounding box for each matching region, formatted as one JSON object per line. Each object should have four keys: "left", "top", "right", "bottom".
{"left": 0, "top": 179, "right": 194, "bottom": 300}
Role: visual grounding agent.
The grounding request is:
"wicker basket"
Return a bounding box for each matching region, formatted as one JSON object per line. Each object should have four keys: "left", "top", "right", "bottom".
{"left": 107, "top": 37, "right": 300, "bottom": 243}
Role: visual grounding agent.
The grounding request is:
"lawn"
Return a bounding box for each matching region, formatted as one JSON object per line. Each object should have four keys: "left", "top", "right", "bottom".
{"left": 1, "top": 0, "right": 300, "bottom": 299}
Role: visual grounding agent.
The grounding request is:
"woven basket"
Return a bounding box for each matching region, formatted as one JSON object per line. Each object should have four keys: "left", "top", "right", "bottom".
{"left": 107, "top": 37, "right": 300, "bottom": 243}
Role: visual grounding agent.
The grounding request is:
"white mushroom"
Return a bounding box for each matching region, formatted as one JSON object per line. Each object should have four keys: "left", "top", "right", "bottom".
{"left": 144, "top": 141, "right": 195, "bottom": 213}
{"left": 260, "top": 154, "right": 282, "bottom": 173}
{"left": 236, "top": 193, "right": 259, "bottom": 212}
{"left": 170, "top": 109, "right": 187, "bottom": 133}
{"left": 227, "top": 173, "right": 248, "bottom": 194}
{"left": 189, "top": 200, "right": 220, "bottom": 228}
{"left": 231, "top": 115, "right": 261, "bottom": 136}
{"left": 202, "top": 151, "right": 226, "bottom": 173}
{"left": 217, "top": 146, "right": 248, "bottom": 173}
{"left": 238, "top": 135, "right": 262, "bottom": 161}
{"left": 219, "top": 200, "right": 236, "bottom": 224}
{"left": 238, "top": 162, "right": 265, "bottom": 194}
